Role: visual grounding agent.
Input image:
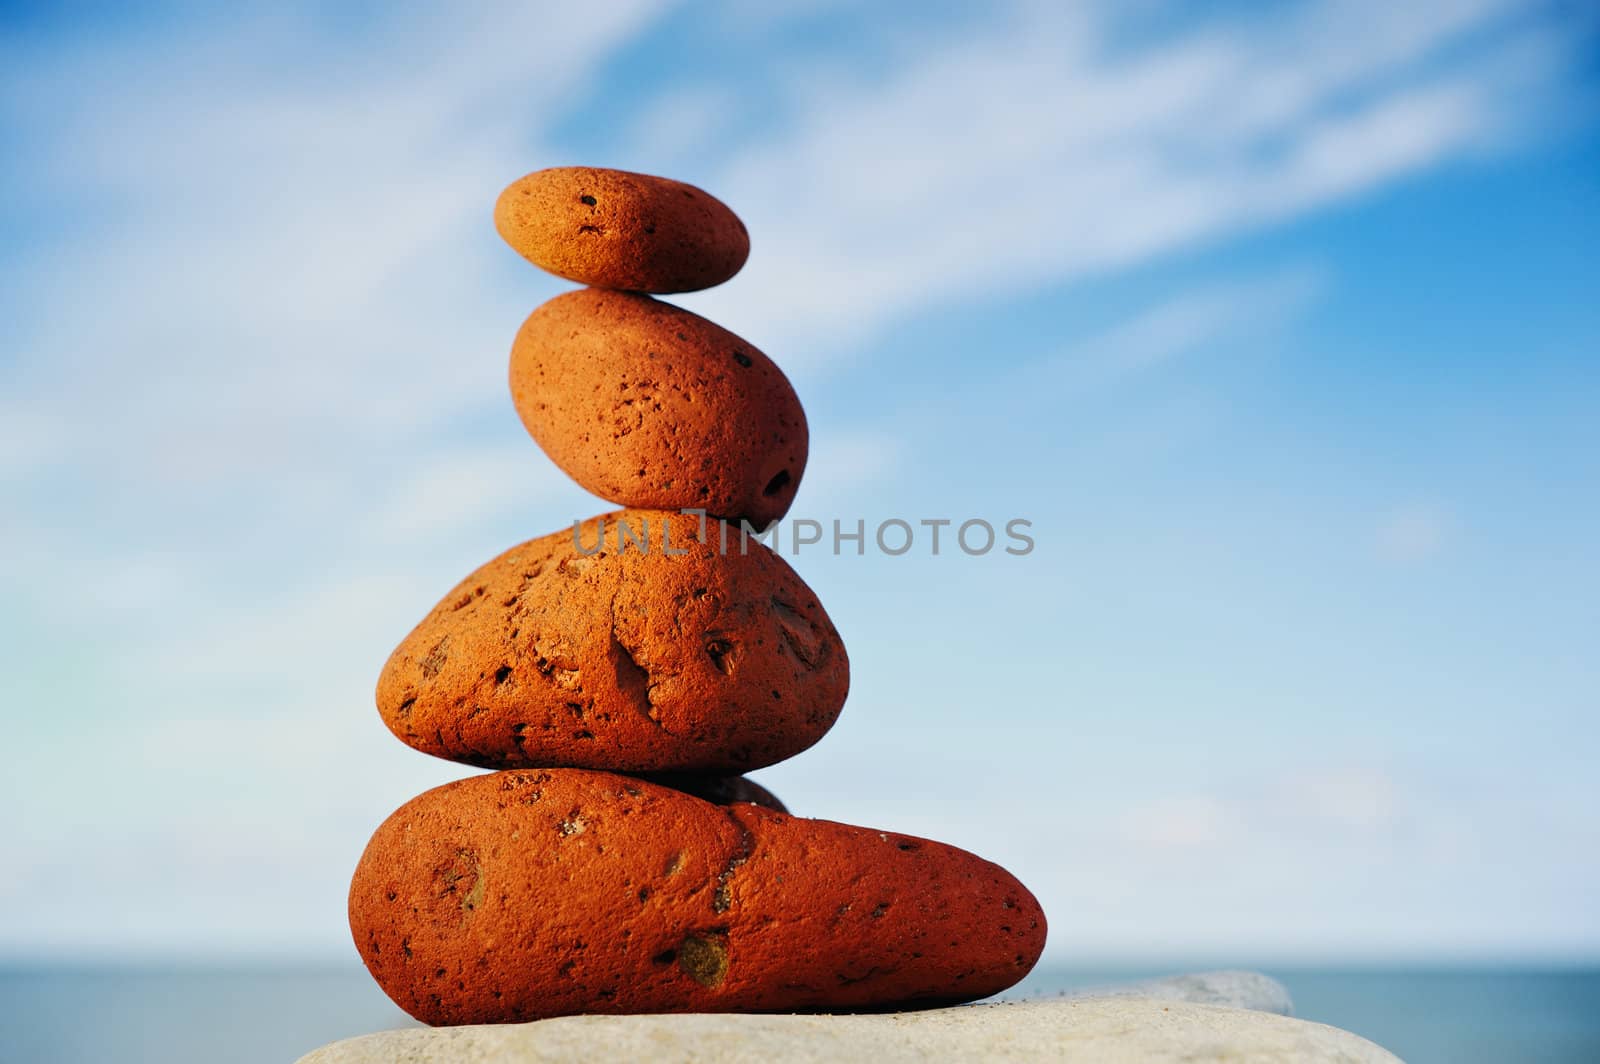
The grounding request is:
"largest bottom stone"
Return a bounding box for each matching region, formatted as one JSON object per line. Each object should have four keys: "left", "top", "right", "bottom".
{"left": 349, "top": 769, "right": 1046, "bottom": 1023}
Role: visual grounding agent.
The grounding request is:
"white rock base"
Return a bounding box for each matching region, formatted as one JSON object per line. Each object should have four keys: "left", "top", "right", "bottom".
{"left": 298, "top": 994, "right": 1399, "bottom": 1063}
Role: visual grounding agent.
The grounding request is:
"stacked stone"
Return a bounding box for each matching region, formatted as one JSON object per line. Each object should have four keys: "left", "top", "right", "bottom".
{"left": 349, "top": 167, "right": 1046, "bottom": 1026}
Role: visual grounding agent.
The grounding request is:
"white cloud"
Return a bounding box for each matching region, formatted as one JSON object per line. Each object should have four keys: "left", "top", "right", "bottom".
{"left": 1122, "top": 794, "right": 1239, "bottom": 849}
{"left": 623, "top": 84, "right": 744, "bottom": 165}
{"left": 1277, "top": 766, "right": 1401, "bottom": 832}
{"left": 792, "top": 428, "right": 907, "bottom": 513}
{"left": 1375, "top": 503, "right": 1452, "bottom": 562}
{"left": 1117, "top": 766, "right": 1405, "bottom": 855}
{"left": 676, "top": 0, "right": 1581, "bottom": 364}
{"left": 356, "top": 445, "right": 574, "bottom": 549}
{"left": 1065, "top": 268, "right": 1324, "bottom": 380}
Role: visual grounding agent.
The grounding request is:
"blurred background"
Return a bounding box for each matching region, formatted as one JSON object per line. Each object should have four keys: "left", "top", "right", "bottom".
{"left": 3, "top": 1, "right": 1598, "bottom": 1061}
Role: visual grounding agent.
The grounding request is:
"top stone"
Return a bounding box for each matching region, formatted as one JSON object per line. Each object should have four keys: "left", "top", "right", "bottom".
{"left": 495, "top": 167, "right": 750, "bottom": 293}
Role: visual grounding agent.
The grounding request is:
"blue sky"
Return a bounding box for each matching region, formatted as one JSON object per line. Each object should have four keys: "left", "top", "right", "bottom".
{"left": 2, "top": 0, "right": 1597, "bottom": 965}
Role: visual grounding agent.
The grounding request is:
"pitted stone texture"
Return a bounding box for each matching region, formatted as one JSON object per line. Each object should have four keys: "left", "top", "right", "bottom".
{"left": 495, "top": 167, "right": 749, "bottom": 293}
{"left": 350, "top": 770, "right": 1045, "bottom": 1025}
{"left": 376, "top": 511, "right": 846, "bottom": 774}
{"left": 509, "top": 291, "right": 807, "bottom": 527}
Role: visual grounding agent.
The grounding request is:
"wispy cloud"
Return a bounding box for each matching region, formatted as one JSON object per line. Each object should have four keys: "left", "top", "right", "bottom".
{"left": 678, "top": 0, "right": 1586, "bottom": 360}
{"left": 1375, "top": 502, "right": 1453, "bottom": 562}
{"left": 1058, "top": 268, "right": 1324, "bottom": 382}
{"left": 1119, "top": 765, "right": 1407, "bottom": 853}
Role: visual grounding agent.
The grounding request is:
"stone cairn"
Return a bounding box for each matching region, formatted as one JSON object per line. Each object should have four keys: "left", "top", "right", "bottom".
{"left": 349, "top": 167, "right": 1046, "bottom": 1024}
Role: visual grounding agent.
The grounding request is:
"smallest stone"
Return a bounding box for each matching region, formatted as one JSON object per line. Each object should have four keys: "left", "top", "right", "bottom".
{"left": 495, "top": 167, "right": 750, "bottom": 293}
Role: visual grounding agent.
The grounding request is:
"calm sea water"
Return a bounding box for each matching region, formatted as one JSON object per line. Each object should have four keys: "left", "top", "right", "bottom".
{"left": 2, "top": 964, "right": 1596, "bottom": 1063}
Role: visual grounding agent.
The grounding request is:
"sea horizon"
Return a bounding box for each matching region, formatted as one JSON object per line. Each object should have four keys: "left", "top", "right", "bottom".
{"left": 4, "top": 960, "right": 1597, "bottom": 1063}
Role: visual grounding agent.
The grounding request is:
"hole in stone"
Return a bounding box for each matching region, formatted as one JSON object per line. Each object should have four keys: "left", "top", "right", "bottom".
{"left": 705, "top": 639, "right": 735, "bottom": 675}
{"left": 580, "top": 194, "right": 597, "bottom": 206}
{"left": 763, "top": 470, "right": 792, "bottom": 496}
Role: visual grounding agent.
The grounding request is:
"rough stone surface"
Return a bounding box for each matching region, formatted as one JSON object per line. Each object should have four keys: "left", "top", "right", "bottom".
{"left": 509, "top": 289, "right": 807, "bottom": 526}
{"left": 297, "top": 998, "right": 1401, "bottom": 1063}
{"left": 376, "top": 510, "right": 847, "bottom": 774}
{"left": 495, "top": 167, "right": 750, "bottom": 293}
{"left": 1060, "top": 969, "right": 1294, "bottom": 1016}
{"left": 350, "top": 770, "right": 1045, "bottom": 1025}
